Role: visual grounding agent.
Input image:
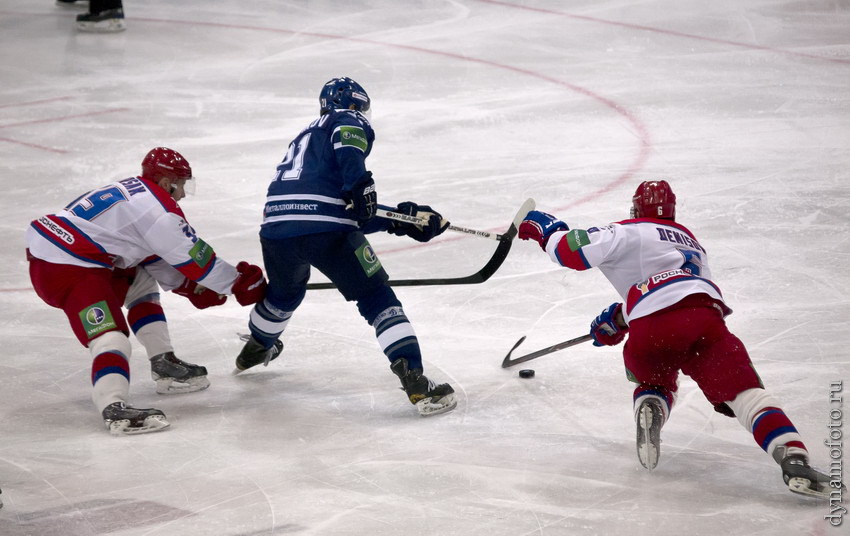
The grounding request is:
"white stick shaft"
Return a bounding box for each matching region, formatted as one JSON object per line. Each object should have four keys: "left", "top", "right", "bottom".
{"left": 376, "top": 208, "right": 501, "bottom": 240}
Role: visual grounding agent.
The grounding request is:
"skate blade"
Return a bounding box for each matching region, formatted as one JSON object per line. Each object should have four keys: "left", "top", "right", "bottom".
{"left": 233, "top": 357, "right": 276, "bottom": 375}
{"left": 77, "top": 20, "right": 126, "bottom": 33}
{"left": 232, "top": 364, "right": 263, "bottom": 375}
{"left": 787, "top": 477, "right": 829, "bottom": 499}
{"left": 637, "top": 444, "right": 659, "bottom": 471}
{"left": 416, "top": 393, "right": 458, "bottom": 417}
{"left": 107, "top": 415, "right": 170, "bottom": 436}
{"left": 155, "top": 376, "right": 210, "bottom": 395}
{"left": 637, "top": 404, "right": 660, "bottom": 471}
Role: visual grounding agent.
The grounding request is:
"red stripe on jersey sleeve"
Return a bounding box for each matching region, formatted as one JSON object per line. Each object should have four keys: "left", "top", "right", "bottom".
{"left": 174, "top": 254, "right": 218, "bottom": 282}
{"left": 554, "top": 237, "right": 591, "bottom": 271}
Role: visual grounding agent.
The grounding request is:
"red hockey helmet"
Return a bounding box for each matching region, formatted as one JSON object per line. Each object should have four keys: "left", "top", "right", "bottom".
{"left": 631, "top": 180, "right": 676, "bottom": 220}
{"left": 141, "top": 147, "right": 193, "bottom": 182}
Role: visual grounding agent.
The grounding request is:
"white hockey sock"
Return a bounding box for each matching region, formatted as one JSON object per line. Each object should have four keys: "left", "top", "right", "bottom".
{"left": 89, "top": 331, "right": 132, "bottom": 412}
{"left": 373, "top": 306, "right": 421, "bottom": 367}
{"left": 248, "top": 300, "right": 292, "bottom": 341}
{"left": 134, "top": 320, "right": 173, "bottom": 358}
{"left": 727, "top": 388, "right": 808, "bottom": 461}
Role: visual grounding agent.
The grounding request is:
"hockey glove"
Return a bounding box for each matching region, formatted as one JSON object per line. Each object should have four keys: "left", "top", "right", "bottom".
{"left": 232, "top": 262, "right": 267, "bottom": 306}
{"left": 590, "top": 302, "right": 629, "bottom": 347}
{"left": 388, "top": 201, "right": 449, "bottom": 242}
{"left": 343, "top": 171, "right": 377, "bottom": 225}
{"left": 518, "top": 210, "right": 569, "bottom": 250}
{"left": 173, "top": 278, "right": 227, "bottom": 309}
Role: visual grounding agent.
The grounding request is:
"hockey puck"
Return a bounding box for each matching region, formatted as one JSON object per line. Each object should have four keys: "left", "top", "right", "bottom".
{"left": 519, "top": 369, "right": 535, "bottom": 379}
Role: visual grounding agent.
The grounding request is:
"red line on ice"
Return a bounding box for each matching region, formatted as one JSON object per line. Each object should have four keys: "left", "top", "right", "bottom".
{"left": 478, "top": 0, "right": 850, "bottom": 65}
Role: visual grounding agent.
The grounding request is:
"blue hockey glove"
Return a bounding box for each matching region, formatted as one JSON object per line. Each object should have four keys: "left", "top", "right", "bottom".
{"left": 343, "top": 171, "right": 377, "bottom": 224}
{"left": 388, "top": 201, "right": 449, "bottom": 242}
{"left": 518, "top": 210, "right": 569, "bottom": 250}
{"left": 590, "top": 302, "right": 628, "bottom": 347}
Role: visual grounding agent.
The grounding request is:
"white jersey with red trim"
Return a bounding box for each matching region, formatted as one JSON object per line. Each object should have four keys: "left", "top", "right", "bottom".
{"left": 544, "top": 217, "right": 730, "bottom": 323}
{"left": 26, "top": 176, "right": 238, "bottom": 294}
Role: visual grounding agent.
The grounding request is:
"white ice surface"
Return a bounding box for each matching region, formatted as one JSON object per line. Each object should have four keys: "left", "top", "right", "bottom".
{"left": 0, "top": 1, "right": 848, "bottom": 535}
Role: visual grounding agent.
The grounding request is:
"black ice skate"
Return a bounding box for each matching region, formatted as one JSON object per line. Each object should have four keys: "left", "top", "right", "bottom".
{"left": 234, "top": 336, "right": 283, "bottom": 373}
{"left": 76, "top": 8, "right": 125, "bottom": 33}
{"left": 390, "top": 358, "right": 457, "bottom": 417}
{"left": 150, "top": 352, "right": 210, "bottom": 394}
{"left": 636, "top": 398, "right": 664, "bottom": 471}
{"left": 777, "top": 451, "right": 843, "bottom": 499}
{"left": 101, "top": 402, "right": 170, "bottom": 435}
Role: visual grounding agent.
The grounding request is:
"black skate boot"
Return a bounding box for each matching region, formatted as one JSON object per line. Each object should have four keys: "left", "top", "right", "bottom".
{"left": 777, "top": 450, "right": 843, "bottom": 498}
{"left": 636, "top": 398, "right": 664, "bottom": 471}
{"left": 101, "top": 402, "right": 169, "bottom": 435}
{"left": 390, "top": 358, "right": 457, "bottom": 416}
{"left": 76, "top": 8, "right": 125, "bottom": 33}
{"left": 150, "top": 352, "right": 210, "bottom": 394}
{"left": 235, "top": 336, "right": 283, "bottom": 373}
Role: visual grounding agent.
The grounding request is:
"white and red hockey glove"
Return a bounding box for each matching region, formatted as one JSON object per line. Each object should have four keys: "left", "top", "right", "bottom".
{"left": 173, "top": 278, "right": 227, "bottom": 309}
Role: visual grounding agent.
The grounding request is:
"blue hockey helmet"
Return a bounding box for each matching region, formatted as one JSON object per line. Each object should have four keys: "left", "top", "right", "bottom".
{"left": 319, "top": 77, "right": 370, "bottom": 115}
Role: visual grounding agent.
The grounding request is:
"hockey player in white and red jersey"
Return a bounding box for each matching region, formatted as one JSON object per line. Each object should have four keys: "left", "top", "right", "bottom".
{"left": 518, "top": 180, "right": 842, "bottom": 499}
{"left": 26, "top": 147, "right": 267, "bottom": 435}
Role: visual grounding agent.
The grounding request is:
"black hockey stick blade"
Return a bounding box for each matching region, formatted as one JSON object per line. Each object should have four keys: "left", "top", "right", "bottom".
{"left": 306, "top": 198, "right": 536, "bottom": 289}
{"left": 501, "top": 333, "right": 594, "bottom": 368}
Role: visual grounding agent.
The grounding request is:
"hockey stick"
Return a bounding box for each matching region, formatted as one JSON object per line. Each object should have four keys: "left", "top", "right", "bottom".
{"left": 375, "top": 208, "right": 503, "bottom": 241}
{"left": 501, "top": 333, "right": 594, "bottom": 368}
{"left": 306, "top": 198, "right": 536, "bottom": 289}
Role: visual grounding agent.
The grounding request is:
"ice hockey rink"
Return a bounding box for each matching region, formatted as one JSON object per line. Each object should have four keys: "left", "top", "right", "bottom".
{"left": 1, "top": 1, "right": 848, "bottom": 534}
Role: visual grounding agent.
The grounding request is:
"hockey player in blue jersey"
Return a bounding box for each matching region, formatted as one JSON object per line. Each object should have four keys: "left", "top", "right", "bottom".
{"left": 235, "top": 77, "right": 457, "bottom": 416}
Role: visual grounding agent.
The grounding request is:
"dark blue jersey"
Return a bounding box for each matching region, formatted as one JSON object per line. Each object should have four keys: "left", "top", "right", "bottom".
{"left": 260, "top": 109, "right": 377, "bottom": 239}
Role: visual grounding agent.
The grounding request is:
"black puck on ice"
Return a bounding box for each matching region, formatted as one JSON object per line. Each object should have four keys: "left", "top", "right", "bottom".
{"left": 519, "top": 369, "right": 535, "bottom": 379}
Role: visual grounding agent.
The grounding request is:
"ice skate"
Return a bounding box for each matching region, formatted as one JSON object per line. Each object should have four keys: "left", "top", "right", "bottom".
{"left": 390, "top": 358, "right": 457, "bottom": 416}
{"left": 150, "top": 352, "right": 210, "bottom": 394}
{"left": 76, "top": 8, "right": 125, "bottom": 33}
{"left": 234, "top": 336, "right": 283, "bottom": 373}
{"left": 101, "top": 402, "right": 169, "bottom": 435}
{"left": 777, "top": 451, "right": 842, "bottom": 499}
{"left": 636, "top": 398, "right": 664, "bottom": 470}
